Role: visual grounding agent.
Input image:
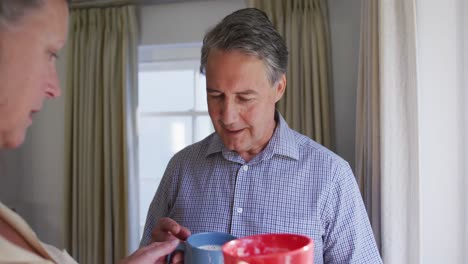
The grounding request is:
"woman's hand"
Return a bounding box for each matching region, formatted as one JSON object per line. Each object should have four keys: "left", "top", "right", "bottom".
{"left": 151, "top": 217, "right": 191, "bottom": 264}
{"left": 119, "top": 239, "right": 179, "bottom": 264}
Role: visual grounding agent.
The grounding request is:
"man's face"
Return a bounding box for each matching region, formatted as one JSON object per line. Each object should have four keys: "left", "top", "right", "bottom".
{"left": 206, "top": 49, "right": 286, "bottom": 162}
{"left": 0, "top": 0, "right": 69, "bottom": 148}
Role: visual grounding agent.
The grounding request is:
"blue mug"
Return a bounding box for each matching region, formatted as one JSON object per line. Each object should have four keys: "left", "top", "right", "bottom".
{"left": 169, "top": 232, "right": 237, "bottom": 264}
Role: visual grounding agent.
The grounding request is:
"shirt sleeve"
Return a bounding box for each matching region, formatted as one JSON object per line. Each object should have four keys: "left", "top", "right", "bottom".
{"left": 322, "top": 161, "right": 382, "bottom": 263}
{"left": 139, "top": 157, "right": 178, "bottom": 247}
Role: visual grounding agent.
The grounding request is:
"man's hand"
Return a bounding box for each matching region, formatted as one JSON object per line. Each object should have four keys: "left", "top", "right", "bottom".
{"left": 152, "top": 217, "right": 191, "bottom": 264}
{"left": 119, "top": 239, "right": 179, "bottom": 264}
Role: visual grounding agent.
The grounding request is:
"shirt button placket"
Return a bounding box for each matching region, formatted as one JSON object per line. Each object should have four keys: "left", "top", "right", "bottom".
{"left": 231, "top": 164, "right": 248, "bottom": 235}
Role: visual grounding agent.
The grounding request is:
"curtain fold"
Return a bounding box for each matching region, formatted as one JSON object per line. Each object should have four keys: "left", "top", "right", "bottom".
{"left": 65, "top": 5, "right": 138, "bottom": 264}
{"left": 122, "top": 5, "right": 140, "bottom": 255}
{"left": 248, "top": 0, "right": 332, "bottom": 148}
{"left": 379, "top": 0, "right": 420, "bottom": 263}
{"left": 355, "top": 0, "right": 381, "bottom": 253}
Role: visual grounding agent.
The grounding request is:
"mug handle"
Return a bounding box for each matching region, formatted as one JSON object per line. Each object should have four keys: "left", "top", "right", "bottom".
{"left": 166, "top": 242, "right": 185, "bottom": 264}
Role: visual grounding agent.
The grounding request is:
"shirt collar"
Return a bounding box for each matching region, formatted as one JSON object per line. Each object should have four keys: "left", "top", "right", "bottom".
{"left": 205, "top": 111, "right": 300, "bottom": 162}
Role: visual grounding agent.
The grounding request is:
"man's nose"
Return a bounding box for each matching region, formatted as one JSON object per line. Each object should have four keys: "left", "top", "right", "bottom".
{"left": 221, "top": 100, "right": 239, "bottom": 126}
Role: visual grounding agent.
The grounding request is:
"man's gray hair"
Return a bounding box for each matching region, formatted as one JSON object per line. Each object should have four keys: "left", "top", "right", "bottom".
{"left": 0, "top": 0, "right": 70, "bottom": 26}
{"left": 200, "top": 8, "right": 288, "bottom": 86}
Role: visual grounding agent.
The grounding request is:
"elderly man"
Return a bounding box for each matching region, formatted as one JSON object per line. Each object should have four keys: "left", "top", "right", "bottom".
{"left": 141, "top": 7, "right": 382, "bottom": 264}
{"left": 0, "top": 0, "right": 178, "bottom": 263}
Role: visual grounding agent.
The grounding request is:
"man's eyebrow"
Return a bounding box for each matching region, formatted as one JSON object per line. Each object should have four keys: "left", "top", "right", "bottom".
{"left": 206, "top": 88, "right": 258, "bottom": 95}
{"left": 236, "top": 90, "right": 258, "bottom": 95}
{"left": 207, "top": 88, "right": 221, "bottom": 93}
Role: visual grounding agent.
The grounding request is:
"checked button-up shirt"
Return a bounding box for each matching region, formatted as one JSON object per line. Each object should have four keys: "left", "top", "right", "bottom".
{"left": 140, "top": 112, "right": 382, "bottom": 263}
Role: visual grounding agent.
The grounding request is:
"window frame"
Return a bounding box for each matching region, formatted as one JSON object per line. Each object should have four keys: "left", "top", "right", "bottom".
{"left": 136, "top": 43, "right": 213, "bottom": 239}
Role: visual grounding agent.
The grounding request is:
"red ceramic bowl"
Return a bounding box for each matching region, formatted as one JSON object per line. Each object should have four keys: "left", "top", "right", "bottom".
{"left": 222, "top": 233, "right": 314, "bottom": 264}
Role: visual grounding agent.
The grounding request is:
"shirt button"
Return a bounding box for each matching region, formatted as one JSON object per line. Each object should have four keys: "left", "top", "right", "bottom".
{"left": 242, "top": 165, "right": 248, "bottom": 171}
{"left": 236, "top": 207, "right": 243, "bottom": 214}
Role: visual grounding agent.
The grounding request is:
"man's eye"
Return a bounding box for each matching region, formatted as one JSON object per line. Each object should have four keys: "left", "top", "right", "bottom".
{"left": 239, "top": 97, "right": 253, "bottom": 102}
{"left": 208, "top": 94, "right": 222, "bottom": 98}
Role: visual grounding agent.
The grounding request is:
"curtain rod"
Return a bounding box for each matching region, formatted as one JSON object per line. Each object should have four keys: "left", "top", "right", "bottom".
{"left": 71, "top": 0, "right": 134, "bottom": 8}
{"left": 70, "top": 0, "right": 211, "bottom": 9}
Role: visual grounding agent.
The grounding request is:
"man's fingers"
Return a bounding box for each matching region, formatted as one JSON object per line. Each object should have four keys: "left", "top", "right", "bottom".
{"left": 153, "top": 230, "right": 177, "bottom": 242}
{"left": 159, "top": 218, "right": 191, "bottom": 240}
{"left": 152, "top": 218, "right": 179, "bottom": 241}
{"left": 152, "top": 217, "right": 191, "bottom": 242}
{"left": 159, "top": 218, "right": 181, "bottom": 232}
{"left": 177, "top": 225, "right": 191, "bottom": 240}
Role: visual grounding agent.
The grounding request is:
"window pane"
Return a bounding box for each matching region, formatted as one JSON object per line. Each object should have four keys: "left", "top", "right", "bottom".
{"left": 138, "top": 116, "right": 192, "bottom": 181}
{"left": 195, "top": 73, "right": 208, "bottom": 111}
{"left": 194, "top": 116, "right": 215, "bottom": 142}
{"left": 139, "top": 70, "right": 195, "bottom": 112}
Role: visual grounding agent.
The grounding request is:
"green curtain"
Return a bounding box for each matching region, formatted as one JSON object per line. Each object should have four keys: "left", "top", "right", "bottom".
{"left": 65, "top": 5, "right": 138, "bottom": 264}
{"left": 248, "top": 0, "right": 332, "bottom": 148}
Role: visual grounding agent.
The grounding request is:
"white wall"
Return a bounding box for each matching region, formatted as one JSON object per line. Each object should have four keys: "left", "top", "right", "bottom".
{"left": 464, "top": 0, "right": 468, "bottom": 260}
{"left": 140, "top": 0, "right": 246, "bottom": 46}
{"left": 328, "top": 0, "right": 361, "bottom": 169}
{"left": 416, "top": 0, "right": 466, "bottom": 262}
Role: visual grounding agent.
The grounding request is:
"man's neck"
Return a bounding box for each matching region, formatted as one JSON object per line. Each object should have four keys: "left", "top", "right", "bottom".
{"left": 238, "top": 118, "right": 278, "bottom": 162}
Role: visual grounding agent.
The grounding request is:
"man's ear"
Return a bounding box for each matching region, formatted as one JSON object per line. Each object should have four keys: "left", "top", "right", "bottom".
{"left": 275, "top": 74, "right": 286, "bottom": 102}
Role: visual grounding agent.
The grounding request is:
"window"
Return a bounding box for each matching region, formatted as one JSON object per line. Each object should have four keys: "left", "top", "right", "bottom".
{"left": 137, "top": 45, "right": 214, "bottom": 238}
